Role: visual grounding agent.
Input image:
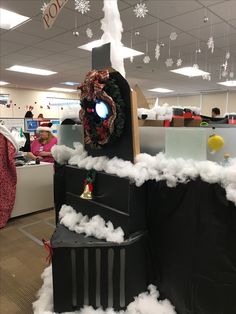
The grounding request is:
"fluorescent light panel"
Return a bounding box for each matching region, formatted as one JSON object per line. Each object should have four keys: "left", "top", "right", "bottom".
{"left": 0, "top": 8, "right": 30, "bottom": 30}
{"left": 218, "top": 80, "right": 236, "bottom": 87}
{"left": 0, "top": 81, "right": 9, "bottom": 85}
{"left": 6, "top": 65, "right": 57, "bottom": 76}
{"left": 48, "top": 87, "right": 77, "bottom": 93}
{"left": 61, "top": 81, "right": 80, "bottom": 86}
{"left": 78, "top": 40, "right": 144, "bottom": 58}
{"left": 149, "top": 88, "right": 174, "bottom": 93}
{"left": 171, "top": 67, "right": 210, "bottom": 77}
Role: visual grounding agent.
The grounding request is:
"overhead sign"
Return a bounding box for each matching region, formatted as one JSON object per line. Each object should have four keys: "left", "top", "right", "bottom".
{"left": 43, "top": 0, "right": 69, "bottom": 29}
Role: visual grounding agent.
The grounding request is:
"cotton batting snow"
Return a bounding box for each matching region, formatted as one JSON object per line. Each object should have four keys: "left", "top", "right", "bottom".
{"left": 33, "top": 266, "right": 176, "bottom": 314}
{"left": 101, "top": 0, "right": 125, "bottom": 77}
{"left": 59, "top": 205, "right": 125, "bottom": 244}
{"left": 52, "top": 144, "right": 236, "bottom": 205}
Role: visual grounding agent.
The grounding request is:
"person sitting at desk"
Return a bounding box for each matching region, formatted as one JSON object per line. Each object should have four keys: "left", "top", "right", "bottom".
{"left": 211, "top": 107, "right": 221, "bottom": 118}
{"left": 27, "top": 123, "right": 57, "bottom": 163}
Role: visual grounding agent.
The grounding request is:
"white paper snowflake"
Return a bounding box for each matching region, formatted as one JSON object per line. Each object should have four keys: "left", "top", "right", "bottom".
{"left": 193, "top": 63, "right": 199, "bottom": 69}
{"left": 155, "top": 43, "right": 160, "bottom": 61}
{"left": 41, "top": 2, "right": 48, "bottom": 14}
{"left": 207, "top": 36, "right": 214, "bottom": 54}
{"left": 176, "top": 58, "right": 183, "bottom": 67}
{"left": 143, "top": 55, "right": 150, "bottom": 64}
{"left": 225, "top": 51, "right": 230, "bottom": 60}
{"left": 130, "top": 56, "right": 134, "bottom": 63}
{"left": 222, "top": 60, "right": 228, "bottom": 71}
{"left": 134, "top": 2, "right": 148, "bottom": 18}
{"left": 75, "top": 0, "right": 90, "bottom": 14}
{"left": 222, "top": 70, "right": 228, "bottom": 78}
{"left": 170, "top": 32, "right": 177, "bottom": 41}
{"left": 229, "top": 71, "right": 234, "bottom": 79}
{"left": 202, "top": 74, "right": 211, "bottom": 81}
{"left": 165, "top": 58, "right": 174, "bottom": 67}
{"left": 86, "top": 27, "right": 93, "bottom": 38}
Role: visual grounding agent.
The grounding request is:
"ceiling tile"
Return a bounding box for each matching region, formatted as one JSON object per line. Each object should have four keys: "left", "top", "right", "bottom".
{"left": 167, "top": 8, "right": 222, "bottom": 32}
{"left": 0, "top": 0, "right": 42, "bottom": 18}
{"left": 34, "top": 40, "right": 72, "bottom": 53}
{"left": 208, "top": 0, "right": 236, "bottom": 21}
{"left": 147, "top": 0, "right": 202, "bottom": 20}
{"left": 0, "top": 30, "right": 43, "bottom": 45}
{"left": 17, "top": 20, "right": 67, "bottom": 39}
{"left": 19, "top": 47, "right": 53, "bottom": 58}
{"left": 0, "top": 40, "right": 25, "bottom": 56}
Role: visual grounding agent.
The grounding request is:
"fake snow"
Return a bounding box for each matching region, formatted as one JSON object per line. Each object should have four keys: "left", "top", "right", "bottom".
{"left": 59, "top": 205, "right": 124, "bottom": 244}
{"left": 52, "top": 144, "right": 236, "bottom": 205}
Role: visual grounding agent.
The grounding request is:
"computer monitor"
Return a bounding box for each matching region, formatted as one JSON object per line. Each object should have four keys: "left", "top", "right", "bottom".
{"left": 25, "top": 119, "right": 39, "bottom": 132}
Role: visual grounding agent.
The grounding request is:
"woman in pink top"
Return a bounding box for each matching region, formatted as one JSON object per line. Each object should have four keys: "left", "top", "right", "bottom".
{"left": 28, "top": 124, "right": 57, "bottom": 163}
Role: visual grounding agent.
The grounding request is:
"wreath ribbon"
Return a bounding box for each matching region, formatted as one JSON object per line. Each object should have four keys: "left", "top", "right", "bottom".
{"left": 78, "top": 69, "right": 109, "bottom": 101}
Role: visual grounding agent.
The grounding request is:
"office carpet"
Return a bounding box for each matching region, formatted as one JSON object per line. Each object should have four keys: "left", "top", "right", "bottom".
{"left": 0, "top": 209, "right": 55, "bottom": 314}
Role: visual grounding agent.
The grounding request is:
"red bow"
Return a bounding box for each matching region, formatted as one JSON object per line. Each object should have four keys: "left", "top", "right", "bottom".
{"left": 78, "top": 69, "right": 109, "bottom": 101}
{"left": 42, "top": 239, "right": 53, "bottom": 265}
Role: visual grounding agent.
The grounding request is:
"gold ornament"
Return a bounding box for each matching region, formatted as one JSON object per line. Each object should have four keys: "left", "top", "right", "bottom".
{"left": 80, "top": 183, "right": 92, "bottom": 200}
{"left": 208, "top": 134, "right": 224, "bottom": 153}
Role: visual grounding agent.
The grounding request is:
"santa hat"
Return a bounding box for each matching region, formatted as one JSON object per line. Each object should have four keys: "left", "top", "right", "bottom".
{"left": 37, "top": 122, "right": 52, "bottom": 133}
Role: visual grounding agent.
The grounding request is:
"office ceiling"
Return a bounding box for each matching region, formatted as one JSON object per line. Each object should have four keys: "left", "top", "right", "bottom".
{"left": 0, "top": 0, "right": 236, "bottom": 97}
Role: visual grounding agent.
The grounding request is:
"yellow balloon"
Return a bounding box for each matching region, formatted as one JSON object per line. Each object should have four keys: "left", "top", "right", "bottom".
{"left": 208, "top": 135, "right": 224, "bottom": 152}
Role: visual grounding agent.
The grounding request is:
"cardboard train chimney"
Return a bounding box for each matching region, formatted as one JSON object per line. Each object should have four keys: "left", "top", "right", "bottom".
{"left": 78, "top": 43, "right": 140, "bottom": 163}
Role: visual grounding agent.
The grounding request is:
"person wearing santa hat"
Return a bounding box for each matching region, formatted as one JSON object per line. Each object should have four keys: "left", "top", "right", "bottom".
{"left": 27, "top": 123, "right": 57, "bottom": 163}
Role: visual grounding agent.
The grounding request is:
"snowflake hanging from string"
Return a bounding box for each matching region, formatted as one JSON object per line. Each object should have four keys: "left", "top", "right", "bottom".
{"left": 165, "top": 58, "right": 174, "bottom": 67}
{"left": 75, "top": 0, "right": 90, "bottom": 14}
{"left": 155, "top": 43, "right": 160, "bottom": 61}
{"left": 193, "top": 63, "right": 199, "bottom": 69}
{"left": 170, "top": 32, "right": 177, "bottom": 41}
{"left": 86, "top": 27, "right": 93, "bottom": 38}
{"left": 143, "top": 55, "right": 150, "bottom": 64}
{"left": 225, "top": 51, "right": 230, "bottom": 60}
{"left": 130, "top": 56, "right": 134, "bottom": 63}
{"left": 222, "top": 60, "right": 228, "bottom": 71}
{"left": 134, "top": 2, "right": 148, "bottom": 18}
{"left": 221, "top": 70, "right": 228, "bottom": 78}
{"left": 176, "top": 58, "right": 183, "bottom": 67}
{"left": 41, "top": 2, "right": 48, "bottom": 14}
{"left": 207, "top": 36, "right": 214, "bottom": 53}
{"left": 202, "top": 73, "right": 211, "bottom": 81}
{"left": 229, "top": 71, "right": 234, "bottom": 79}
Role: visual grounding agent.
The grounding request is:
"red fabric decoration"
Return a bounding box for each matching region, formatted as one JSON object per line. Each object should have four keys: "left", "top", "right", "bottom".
{"left": 42, "top": 239, "right": 53, "bottom": 265}
{"left": 0, "top": 134, "right": 17, "bottom": 228}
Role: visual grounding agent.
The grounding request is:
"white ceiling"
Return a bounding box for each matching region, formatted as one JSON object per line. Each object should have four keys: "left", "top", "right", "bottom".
{"left": 0, "top": 0, "right": 236, "bottom": 97}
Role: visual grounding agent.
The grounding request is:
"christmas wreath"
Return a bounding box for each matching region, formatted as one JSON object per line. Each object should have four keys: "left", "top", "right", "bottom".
{"left": 78, "top": 69, "right": 126, "bottom": 148}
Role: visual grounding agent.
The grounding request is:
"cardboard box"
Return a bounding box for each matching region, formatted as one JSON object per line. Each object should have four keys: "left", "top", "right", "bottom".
{"left": 171, "top": 117, "right": 184, "bottom": 127}
{"left": 138, "top": 119, "right": 164, "bottom": 127}
{"left": 184, "top": 118, "right": 202, "bottom": 127}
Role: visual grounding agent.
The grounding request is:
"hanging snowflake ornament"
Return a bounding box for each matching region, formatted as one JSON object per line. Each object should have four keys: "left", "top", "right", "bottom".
{"left": 176, "top": 58, "right": 183, "bottom": 67}
{"left": 86, "top": 27, "right": 93, "bottom": 38}
{"left": 41, "top": 2, "right": 48, "bottom": 14}
{"left": 134, "top": 2, "right": 148, "bottom": 18}
{"left": 222, "top": 60, "right": 228, "bottom": 71}
{"left": 155, "top": 43, "right": 160, "bottom": 61}
{"left": 170, "top": 32, "right": 177, "bottom": 41}
{"left": 75, "top": 0, "right": 90, "bottom": 14}
{"left": 193, "top": 63, "right": 199, "bottom": 69}
{"left": 225, "top": 51, "right": 230, "bottom": 60}
{"left": 130, "top": 56, "right": 134, "bottom": 63}
{"left": 229, "top": 71, "right": 234, "bottom": 79}
{"left": 207, "top": 36, "right": 214, "bottom": 54}
{"left": 165, "top": 58, "right": 174, "bottom": 67}
{"left": 202, "top": 73, "right": 211, "bottom": 81}
{"left": 143, "top": 55, "right": 150, "bottom": 64}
